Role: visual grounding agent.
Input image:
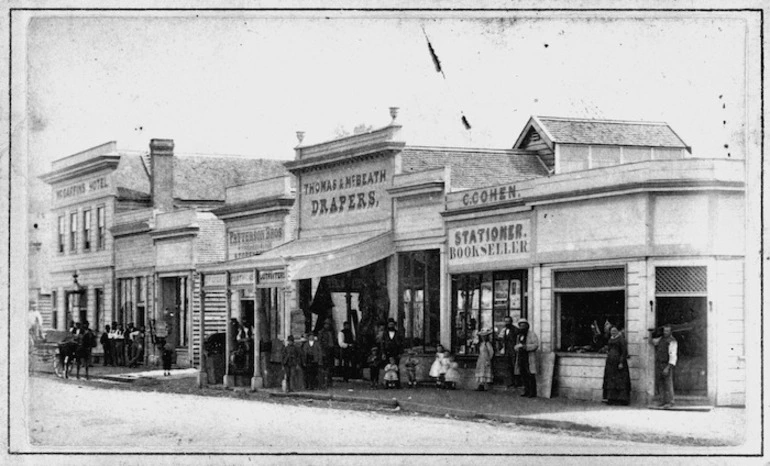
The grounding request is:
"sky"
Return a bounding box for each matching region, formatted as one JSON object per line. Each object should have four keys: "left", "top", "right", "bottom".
{"left": 19, "top": 11, "right": 755, "bottom": 213}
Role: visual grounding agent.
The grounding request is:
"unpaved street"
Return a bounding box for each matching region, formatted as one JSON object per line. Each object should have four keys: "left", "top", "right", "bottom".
{"left": 22, "top": 376, "right": 678, "bottom": 455}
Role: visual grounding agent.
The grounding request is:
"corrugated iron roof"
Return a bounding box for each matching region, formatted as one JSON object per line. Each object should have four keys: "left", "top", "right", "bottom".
{"left": 400, "top": 147, "right": 548, "bottom": 190}
{"left": 534, "top": 116, "right": 689, "bottom": 148}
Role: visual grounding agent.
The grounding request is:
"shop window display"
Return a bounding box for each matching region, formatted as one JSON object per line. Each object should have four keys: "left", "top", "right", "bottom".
{"left": 556, "top": 290, "right": 625, "bottom": 352}
{"left": 452, "top": 271, "right": 526, "bottom": 354}
{"left": 398, "top": 250, "right": 440, "bottom": 352}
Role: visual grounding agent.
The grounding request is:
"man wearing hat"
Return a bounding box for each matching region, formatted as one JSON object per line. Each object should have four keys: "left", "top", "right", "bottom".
{"left": 514, "top": 318, "right": 539, "bottom": 397}
{"left": 498, "top": 316, "right": 519, "bottom": 388}
{"left": 301, "top": 333, "right": 323, "bottom": 390}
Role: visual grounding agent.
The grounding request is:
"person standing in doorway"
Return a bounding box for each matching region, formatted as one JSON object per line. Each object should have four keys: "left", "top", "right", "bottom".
{"left": 498, "top": 316, "right": 519, "bottom": 389}
{"left": 514, "top": 318, "right": 539, "bottom": 397}
{"left": 100, "top": 325, "right": 112, "bottom": 366}
{"left": 337, "top": 321, "right": 356, "bottom": 382}
{"left": 650, "top": 324, "right": 678, "bottom": 409}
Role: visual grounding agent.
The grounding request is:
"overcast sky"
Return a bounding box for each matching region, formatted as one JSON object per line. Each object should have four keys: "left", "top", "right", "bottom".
{"left": 20, "top": 11, "right": 755, "bottom": 211}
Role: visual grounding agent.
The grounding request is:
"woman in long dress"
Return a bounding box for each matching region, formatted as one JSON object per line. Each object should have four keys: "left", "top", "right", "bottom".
{"left": 602, "top": 326, "right": 631, "bottom": 405}
{"left": 474, "top": 329, "right": 494, "bottom": 391}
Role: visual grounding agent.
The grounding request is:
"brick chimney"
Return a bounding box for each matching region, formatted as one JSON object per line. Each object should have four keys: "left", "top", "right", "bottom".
{"left": 150, "top": 139, "right": 174, "bottom": 212}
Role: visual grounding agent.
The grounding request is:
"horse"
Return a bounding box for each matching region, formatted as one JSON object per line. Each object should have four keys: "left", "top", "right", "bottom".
{"left": 55, "top": 335, "right": 91, "bottom": 380}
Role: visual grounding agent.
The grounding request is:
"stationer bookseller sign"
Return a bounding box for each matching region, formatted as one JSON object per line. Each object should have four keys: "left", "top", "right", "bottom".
{"left": 448, "top": 220, "right": 531, "bottom": 265}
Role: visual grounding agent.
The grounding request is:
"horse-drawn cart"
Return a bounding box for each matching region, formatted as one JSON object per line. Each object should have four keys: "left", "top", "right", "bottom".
{"left": 30, "top": 330, "right": 77, "bottom": 377}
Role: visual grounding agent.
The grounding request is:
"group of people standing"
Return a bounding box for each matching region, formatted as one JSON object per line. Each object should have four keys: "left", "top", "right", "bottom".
{"left": 280, "top": 318, "right": 341, "bottom": 391}
{"left": 279, "top": 314, "right": 678, "bottom": 408}
{"left": 98, "top": 322, "right": 146, "bottom": 368}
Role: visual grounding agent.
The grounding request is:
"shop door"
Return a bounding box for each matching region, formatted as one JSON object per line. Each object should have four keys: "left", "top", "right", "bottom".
{"left": 159, "top": 277, "right": 187, "bottom": 353}
{"left": 655, "top": 267, "right": 708, "bottom": 397}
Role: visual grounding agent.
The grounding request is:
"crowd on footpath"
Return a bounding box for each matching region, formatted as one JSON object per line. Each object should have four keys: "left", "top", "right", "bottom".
{"left": 93, "top": 322, "right": 148, "bottom": 369}
{"left": 279, "top": 315, "right": 681, "bottom": 409}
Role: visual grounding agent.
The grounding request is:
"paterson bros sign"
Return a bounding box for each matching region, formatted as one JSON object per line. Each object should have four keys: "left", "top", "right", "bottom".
{"left": 448, "top": 220, "right": 531, "bottom": 266}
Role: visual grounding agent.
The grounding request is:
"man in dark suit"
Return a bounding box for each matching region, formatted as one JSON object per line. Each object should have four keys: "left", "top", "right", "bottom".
{"left": 498, "top": 316, "right": 519, "bottom": 388}
{"left": 380, "top": 318, "right": 403, "bottom": 388}
{"left": 301, "top": 333, "right": 323, "bottom": 390}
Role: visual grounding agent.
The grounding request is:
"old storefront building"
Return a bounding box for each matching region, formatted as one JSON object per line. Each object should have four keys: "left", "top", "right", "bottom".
{"left": 443, "top": 116, "right": 746, "bottom": 405}
{"left": 197, "top": 110, "right": 548, "bottom": 388}
{"left": 42, "top": 139, "right": 287, "bottom": 366}
{"left": 194, "top": 113, "right": 746, "bottom": 406}
{"left": 41, "top": 141, "right": 150, "bottom": 334}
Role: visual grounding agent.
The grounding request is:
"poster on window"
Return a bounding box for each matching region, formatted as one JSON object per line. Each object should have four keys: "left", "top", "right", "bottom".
{"left": 494, "top": 280, "right": 509, "bottom": 307}
{"left": 481, "top": 282, "right": 493, "bottom": 309}
{"left": 510, "top": 279, "right": 521, "bottom": 309}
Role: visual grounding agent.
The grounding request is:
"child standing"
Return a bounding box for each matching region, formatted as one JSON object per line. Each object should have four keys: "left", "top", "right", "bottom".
{"left": 383, "top": 357, "right": 400, "bottom": 389}
{"left": 444, "top": 353, "right": 461, "bottom": 390}
{"left": 366, "top": 347, "right": 382, "bottom": 388}
{"left": 404, "top": 350, "right": 420, "bottom": 388}
{"left": 429, "top": 344, "right": 449, "bottom": 388}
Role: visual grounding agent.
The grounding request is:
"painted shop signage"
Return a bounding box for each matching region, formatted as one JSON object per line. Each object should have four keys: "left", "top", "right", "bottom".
{"left": 300, "top": 157, "right": 392, "bottom": 231}
{"left": 447, "top": 182, "right": 532, "bottom": 211}
{"left": 258, "top": 269, "right": 286, "bottom": 286}
{"left": 304, "top": 168, "right": 387, "bottom": 216}
{"left": 230, "top": 271, "right": 255, "bottom": 287}
{"left": 55, "top": 176, "right": 109, "bottom": 200}
{"left": 203, "top": 273, "right": 226, "bottom": 288}
{"left": 228, "top": 223, "right": 284, "bottom": 260}
{"left": 448, "top": 220, "right": 530, "bottom": 264}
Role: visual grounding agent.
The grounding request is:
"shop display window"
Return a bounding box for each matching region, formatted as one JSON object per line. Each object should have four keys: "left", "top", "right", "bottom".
{"left": 398, "top": 250, "right": 440, "bottom": 352}
{"left": 553, "top": 267, "right": 626, "bottom": 353}
{"left": 451, "top": 270, "right": 526, "bottom": 355}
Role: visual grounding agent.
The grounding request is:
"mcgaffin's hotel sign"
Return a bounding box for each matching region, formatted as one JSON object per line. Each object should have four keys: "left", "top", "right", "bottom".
{"left": 55, "top": 176, "right": 110, "bottom": 200}
{"left": 448, "top": 220, "right": 531, "bottom": 265}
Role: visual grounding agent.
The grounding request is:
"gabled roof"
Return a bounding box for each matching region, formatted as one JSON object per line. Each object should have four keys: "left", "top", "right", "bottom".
{"left": 514, "top": 116, "right": 690, "bottom": 151}
{"left": 173, "top": 156, "right": 288, "bottom": 202}
{"left": 400, "top": 146, "right": 549, "bottom": 190}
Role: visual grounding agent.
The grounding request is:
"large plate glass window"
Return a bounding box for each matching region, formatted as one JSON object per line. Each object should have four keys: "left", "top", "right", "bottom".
{"left": 554, "top": 267, "right": 626, "bottom": 352}
{"left": 451, "top": 270, "right": 527, "bottom": 354}
{"left": 398, "top": 250, "right": 440, "bottom": 352}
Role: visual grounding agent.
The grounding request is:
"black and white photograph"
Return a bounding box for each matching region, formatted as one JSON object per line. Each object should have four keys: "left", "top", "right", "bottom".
{"left": 2, "top": 2, "right": 765, "bottom": 464}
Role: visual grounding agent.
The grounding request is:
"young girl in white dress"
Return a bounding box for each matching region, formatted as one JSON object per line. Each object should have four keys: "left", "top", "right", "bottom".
{"left": 429, "top": 344, "right": 450, "bottom": 388}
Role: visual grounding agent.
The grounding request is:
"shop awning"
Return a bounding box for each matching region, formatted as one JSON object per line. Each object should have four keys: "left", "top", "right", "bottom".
{"left": 218, "top": 230, "right": 394, "bottom": 281}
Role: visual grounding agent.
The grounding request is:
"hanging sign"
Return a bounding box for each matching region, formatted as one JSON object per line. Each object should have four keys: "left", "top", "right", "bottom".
{"left": 258, "top": 269, "right": 286, "bottom": 287}
{"left": 203, "top": 273, "right": 226, "bottom": 289}
{"left": 230, "top": 271, "right": 256, "bottom": 287}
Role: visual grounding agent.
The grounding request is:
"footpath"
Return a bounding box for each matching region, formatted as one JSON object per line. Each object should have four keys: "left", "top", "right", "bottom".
{"left": 34, "top": 362, "right": 747, "bottom": 448}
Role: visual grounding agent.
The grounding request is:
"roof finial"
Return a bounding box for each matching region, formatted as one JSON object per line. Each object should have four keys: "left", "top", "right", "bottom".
{"left": 296, "top": 131, "right": 305, "bottom": 145}
{"left": 389, "top": 107, "right": 399, "bottom": 124}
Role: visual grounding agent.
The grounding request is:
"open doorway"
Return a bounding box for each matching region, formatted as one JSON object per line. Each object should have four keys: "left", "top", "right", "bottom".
{"left": 159, "top": 276, "right": 189, "bottom": 364}
{"left": 655, "top": 266, "right": 708, "bottom": 398}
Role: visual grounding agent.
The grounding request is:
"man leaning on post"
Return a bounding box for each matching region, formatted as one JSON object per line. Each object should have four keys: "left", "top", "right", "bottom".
{"left": 649, "top": 324, "right": 678, "bottom": 409}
